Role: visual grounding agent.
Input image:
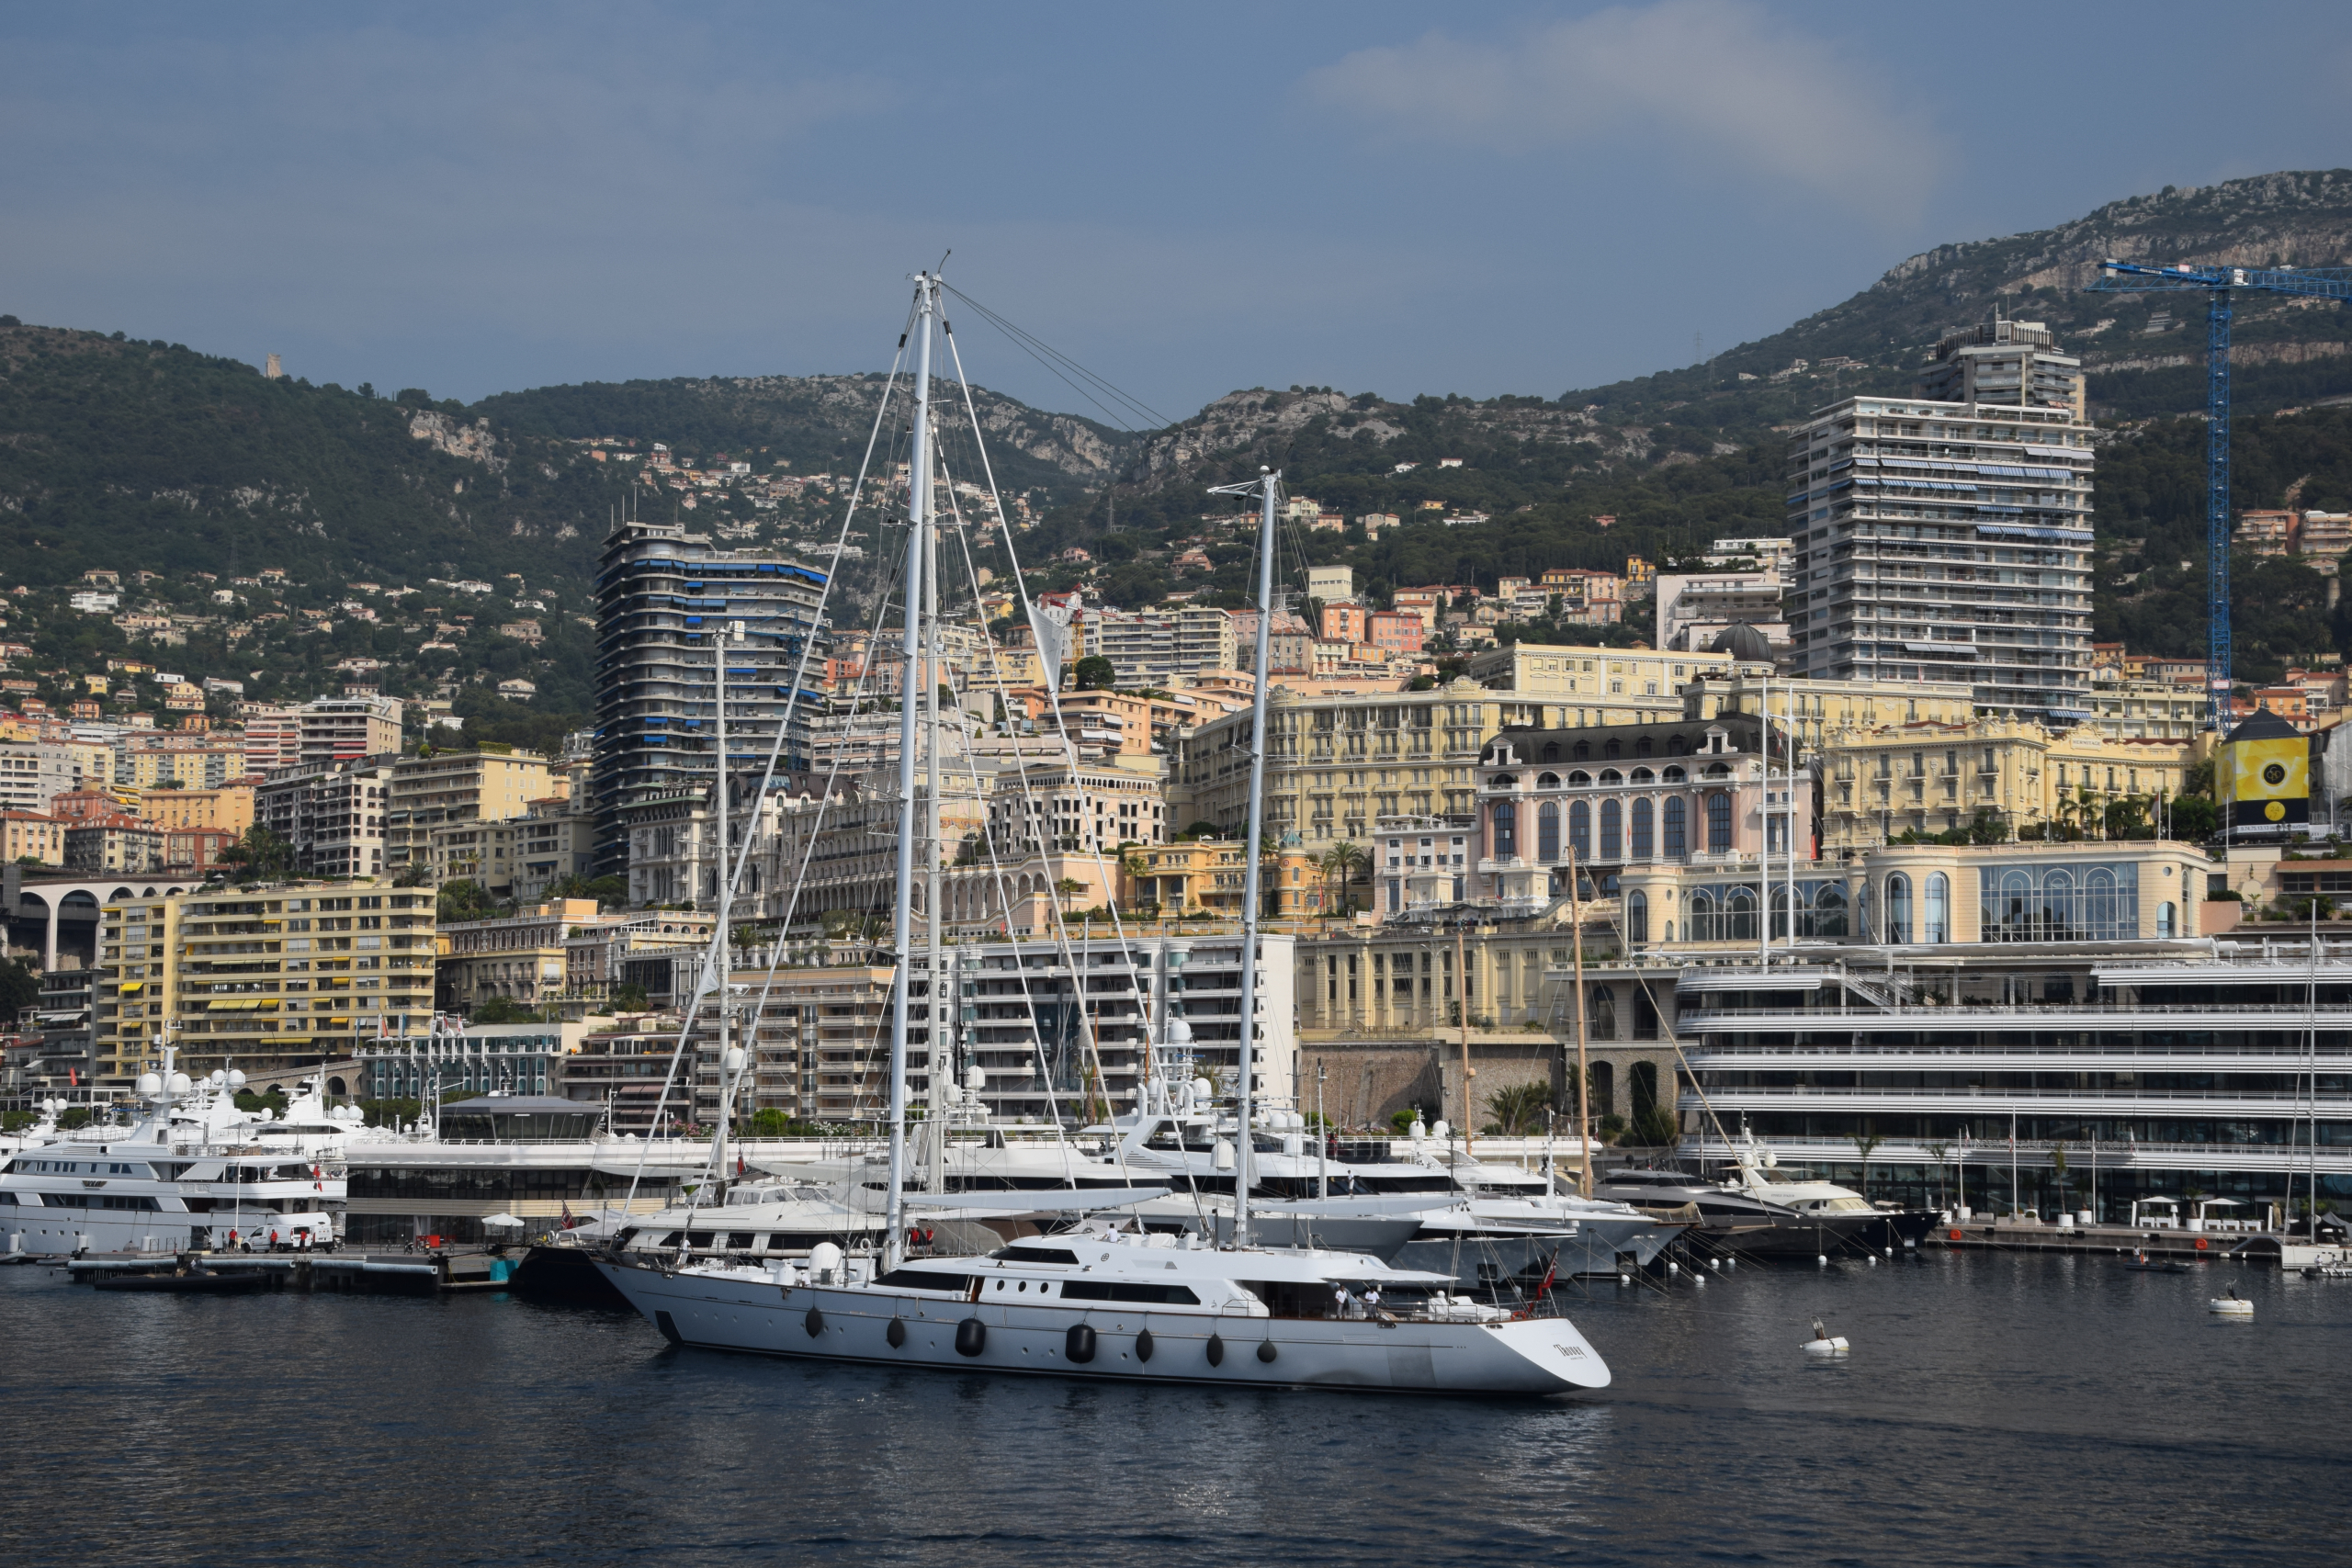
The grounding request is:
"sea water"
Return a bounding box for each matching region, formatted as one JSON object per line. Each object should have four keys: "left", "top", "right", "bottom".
{"left": 1, "top": 1250, "right": 2340, "bottom": 1566}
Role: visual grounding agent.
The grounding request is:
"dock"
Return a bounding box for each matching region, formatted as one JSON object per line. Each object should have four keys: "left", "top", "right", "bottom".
{"left": 1935, "top": 1221, "right": 2342, "bottom": 1269}
{"left": 61, "top": 1249, "right": 525, "bottom": 1295}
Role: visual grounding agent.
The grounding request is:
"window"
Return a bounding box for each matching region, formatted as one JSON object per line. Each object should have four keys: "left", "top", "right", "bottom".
{"left": 1924, "top": 872, "right": 1949, "bottom": 943}
{"left": 1490, "top": 800, "right": 1517, "bottom": 857}
{"left": 1687, "top": 887, "right": 1715, "bottom": 940}
{"left": 1629, "top": 890, "right": 1648, "bottom": 946}
{"left": 1569, "top": 801, "right": 1591, "bottom": 863}
{"left": 1885, "top": 873, "right": 1912, "bottom": 943}
{"left": 1705, "top": 793, "right": 1732, "bottom": 853}
{"left": 1537, "top": 802, "right": 1560, "bottom": 863}
{"left": 1631, "top": 798, "right": 1654, "bottom": 859}
{"left": 1600, "top": 799, "right": 1622, "bottom": 861}
{"left": 1663, "top": 797, "right": 1688, "bottom": 859}
{"left": 2157, "top": 900, "right": 2177, "bottom": 938}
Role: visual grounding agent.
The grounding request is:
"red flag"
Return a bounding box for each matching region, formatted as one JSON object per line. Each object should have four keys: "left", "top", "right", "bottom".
{"left": 561, "top": 1200, "right": 575, "bottom": 1230}
{"left": 1536, "top": 1248, "right": 1559, "bottom": 1297}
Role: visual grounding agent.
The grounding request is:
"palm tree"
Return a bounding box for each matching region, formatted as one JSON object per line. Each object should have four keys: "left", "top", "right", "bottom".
{"left": 1485, "top": 1080, "right": 1553, "bottom": 1135}
{"left": 1852, "top": 1130, "right": 1884, "bottom": 1199}
{"left": 1321, "top": 840, "right": 1369, "bottom": 919}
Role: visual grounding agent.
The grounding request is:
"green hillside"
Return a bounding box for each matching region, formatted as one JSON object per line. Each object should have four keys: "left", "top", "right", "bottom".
{"left": 0, "top": 322, "right": 616, "bottom": 591}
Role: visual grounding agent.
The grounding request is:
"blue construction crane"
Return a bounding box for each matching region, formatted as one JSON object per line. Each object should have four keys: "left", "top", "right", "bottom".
{"left": 2091, "top": 260, "right": 2352, "bottom": 731}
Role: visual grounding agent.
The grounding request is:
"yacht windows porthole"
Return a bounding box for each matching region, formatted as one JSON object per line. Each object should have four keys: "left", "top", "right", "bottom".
{"left": 1018, "top": 1280, "right": 1028, "bottom": 1292}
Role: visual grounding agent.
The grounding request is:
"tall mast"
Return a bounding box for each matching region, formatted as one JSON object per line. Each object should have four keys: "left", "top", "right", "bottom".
{"left": 883, "top": 273, "right": 937, "bottom": 1272}
{"left": 711, "top": 616, "right": 739, "bottom": 1194}
{"left": 1223, "top": 467, "right": 1280, "bottom": 1251}
{"left": 924, "top": 412, "right": 946, "bottom": 1197}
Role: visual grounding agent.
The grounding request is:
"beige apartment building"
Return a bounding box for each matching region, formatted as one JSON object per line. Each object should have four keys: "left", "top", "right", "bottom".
{"left": 140, "top": 784, "right": 256, "bottom": 836}
{"left": 298, "top": 694, "right": 403, "bottom": 765}
{"left": 385, "top": 748, "right": 558, "bottom": 869}
{"left": 1817, "top": 716, "right": 2199, "bottom": 849}
{"left": 1460, "top": 643, "right": 1739, "bottom": 720}
{"left": 93, "top": 879, "right": 438, "bottom": 1087}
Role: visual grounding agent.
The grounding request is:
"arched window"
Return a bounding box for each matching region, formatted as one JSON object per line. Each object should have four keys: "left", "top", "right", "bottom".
{"left": 1770, "top": 885, "right": 1791, "bottom": 940}
{"left": 1630, "top": 767, "right": 1655, "bottom": 784}
{"left": 2157, "top": 900, "right": 2177, "bottom": 938}
{"left": 1725, "top": 886, "right": 1758, "bottom": 942}
{"left": 1569, "top": 801, "right": 1591, "bottom": 863}
{"left": 1924, "top": 871, "right": 1951, "bottom": 943}
{"left": 1631, "top": 798, "right": 1654, "bottom": 859}
{"left": 1813, "top": 883, "right": 1849, "bottom": 938}
{"left": 1629, "top": 889, "right": 1649, "bottom": 946}
{"left": 1491, "top": 773, "right": 1518, "bottom": 790}
{"left": 1598, "top": 768, "right": 1623, "bottom": 786}
{"left": 1885, "top": 872, "right": 1912, "bottom": 943}
{"left": 1592, "top": 984, "right": 1618, "bottom": 1039}
{"left": 1604, "top": 739, "right": 1622, "bottom": 760}
{"left": 1662, "top": 764, "right": 1687, "bottom": 784}
{"left": 1688, "top": 887, "right": 1717, "bottom": 942}
{"left": 1490, "top": 799, "right": 1517, "bottom": 858}
{"left": 1567, "top": 771, "right": 1592, "bottom": 788}
{"left": 1663, "top": 796, "right": 1688, "bottom": 859}
{"left": 1537, "top": 801, "right": 1560, "bottom": 863}
{"left": 1536, "top": 772, "right": 1561, "bottom": 788}
{"left": 2044, "top": 866, "right": 2077, "bottom": 941}
{"left": 1600, "top": 799, "right": 1623, "bottom": 860}
{"left": 1705, "top": 793, "right": 1733, "bottom": 852}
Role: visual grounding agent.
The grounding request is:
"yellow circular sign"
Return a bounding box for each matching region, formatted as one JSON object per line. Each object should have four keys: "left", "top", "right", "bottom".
{"left": 2266, "top": 800, "right": 2286, "bottom": 821}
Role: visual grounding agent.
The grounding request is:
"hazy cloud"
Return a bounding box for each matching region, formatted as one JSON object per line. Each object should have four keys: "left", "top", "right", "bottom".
{"left": 1302, "top": 1, "right": 1948, "bottom": 218}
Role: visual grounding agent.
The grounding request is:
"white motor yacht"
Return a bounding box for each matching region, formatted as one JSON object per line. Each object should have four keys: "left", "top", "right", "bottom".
{"left": 1, "top": 1049, "right": 341, "bottom": 1256}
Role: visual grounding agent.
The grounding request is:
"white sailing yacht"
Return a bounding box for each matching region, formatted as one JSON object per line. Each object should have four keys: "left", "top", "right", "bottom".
{"left": 593, "top": 272, "right": 1611, "bottom": 1393}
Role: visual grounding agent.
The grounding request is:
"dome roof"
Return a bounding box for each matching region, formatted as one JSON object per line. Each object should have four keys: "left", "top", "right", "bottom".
{"left": 1707, "top": 622, "right": 1775, "bottom": 663}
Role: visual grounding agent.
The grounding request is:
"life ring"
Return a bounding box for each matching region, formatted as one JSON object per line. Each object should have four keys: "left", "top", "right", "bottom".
{"left": 1949, "top": 1229, "right": 1963, "bottom": 1241}
{"left": 1510, "top": 1309, "right": 1529, "bottom": 1321}
{"left": 2195, "top": 1237, "right": 2209, "bottom": 1251}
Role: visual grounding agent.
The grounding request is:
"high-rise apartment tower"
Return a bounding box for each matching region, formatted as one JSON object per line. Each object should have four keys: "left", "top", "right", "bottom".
{"left": 1784, "top": 317, "right": 2095, "bottom": 722}
{"left": 592, "top": 522, "right": 829, "bottom": 873}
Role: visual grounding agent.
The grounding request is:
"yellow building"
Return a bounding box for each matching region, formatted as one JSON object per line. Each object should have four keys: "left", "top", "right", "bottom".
{"left": 1818, "top": 716, "right": 2199, "bottom": 849}
{"left": 1687, "top": 673, "right": 1976, "bottom": 750}
{"left": 140, "top": 784, "right": 256, "bottom": 836}
{"left": 93, "top": 879, "right": 438, "bottom": 1087}
{"left": 385, "top": 748, "right": 557, "bottom": 869}
{"left": 1123, "top": 840, "right": 1328, "bottom": 917}
{"left": 1460, "top": 643, "right": 1736, "bottom": 716}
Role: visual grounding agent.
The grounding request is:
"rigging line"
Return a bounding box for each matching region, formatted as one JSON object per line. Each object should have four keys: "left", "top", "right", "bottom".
{"left": 717, "top": 376, "right": 939, "bottom": 1145}
{"left": 645, "top": 365, "right": 912, "bottom": 1212}
{"left": 626, "top": 333, "right": 912, "bottom": 1214}
{"left": 948, "top": 513, "right": 1135, "bottom": 1191}
{"left": 933, "top": 440, "right": 1133, "bottom": 1147}
{"left": 936, "top": 283, "right": 1172, "bottom": 431}
{"left": 940, "top": 326, "right": 1154, "bottom": 1094}
{"left": 933, "top": 505, "right": 1087, "bottom": 1156}
{"left": 944, "top": 681, "right": 1080, "bottom": 1185}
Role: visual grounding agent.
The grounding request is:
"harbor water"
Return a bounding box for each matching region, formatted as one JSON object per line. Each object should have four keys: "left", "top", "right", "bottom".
{"left": 3, "top": 1250, "right": 2343, "bottom": 1567}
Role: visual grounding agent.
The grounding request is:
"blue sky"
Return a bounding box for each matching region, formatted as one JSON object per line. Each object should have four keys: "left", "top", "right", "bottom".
{"left": 4, "top": 2, "right": 2348, "bottom": 423}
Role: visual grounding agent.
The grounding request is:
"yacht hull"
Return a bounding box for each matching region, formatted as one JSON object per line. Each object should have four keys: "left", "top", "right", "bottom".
{"left": 594, "top": 1259, "right": 1609, "bottom": 1395}
{"left": 1394, "top": 1217, "right": 1676, "bottom": 1288}
{"left": 2, "top": 1213, "right": 334, "bottom": 1258}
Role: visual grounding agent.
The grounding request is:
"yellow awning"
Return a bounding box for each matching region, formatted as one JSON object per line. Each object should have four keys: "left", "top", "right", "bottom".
{"left": 118, "top": 982, "right": 144, "bottom": 994}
